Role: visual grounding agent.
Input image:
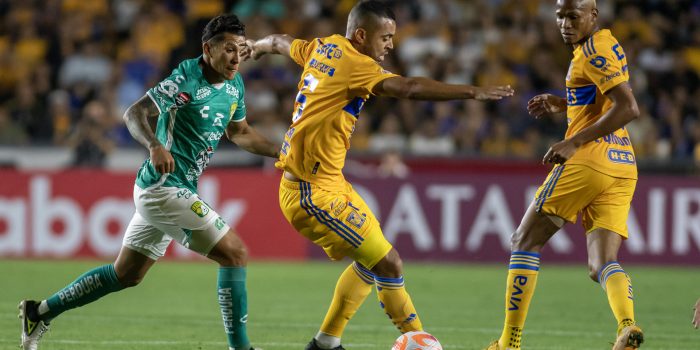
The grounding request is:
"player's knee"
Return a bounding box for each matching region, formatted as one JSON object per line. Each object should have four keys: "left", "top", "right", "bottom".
{"left": 220, "top": 244, "right": 248, "bottom": 267}
{"left": 372, "top": 250, "right": 403, "bottom": 278}
{"left": 588, "top": 263, "right": 601, "bottom": 282}
{"left": 117, "top": 271, "right": 145, "bottom": 288}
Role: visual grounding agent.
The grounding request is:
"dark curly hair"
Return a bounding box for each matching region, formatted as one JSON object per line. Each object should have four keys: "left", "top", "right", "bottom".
{"left": 201, "top": 14, "right": 245, "bottom": 43}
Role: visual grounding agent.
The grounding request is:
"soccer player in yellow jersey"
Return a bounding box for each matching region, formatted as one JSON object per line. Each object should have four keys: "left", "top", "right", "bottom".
{"left": 244, "top": 1, "right": 513, "bottom": 349}
{"left": 485, "top": 1, "right": 643, "bottom": 350}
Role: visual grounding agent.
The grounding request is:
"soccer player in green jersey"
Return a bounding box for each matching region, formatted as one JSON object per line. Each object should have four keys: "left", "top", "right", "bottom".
{"left": 18, "top": 14, "right": 277, "bottom": 350}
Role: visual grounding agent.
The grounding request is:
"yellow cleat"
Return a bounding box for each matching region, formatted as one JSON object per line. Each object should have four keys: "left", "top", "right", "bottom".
{"left": 612, "top": 325, "right": 644, "bottom": 350}
{"left": 483, "top": 341, "right": 501, "bottom": 350}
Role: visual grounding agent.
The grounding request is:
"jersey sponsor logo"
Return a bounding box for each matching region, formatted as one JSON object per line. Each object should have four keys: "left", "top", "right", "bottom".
{"left": 196, "top": 86, "right": 211, "bottom": 100}
{"left": 190, "top": 201, "right": 210, "bottom": 217}
{"left": 229, "top": 102, "right": 238, "bottom": 117}
{"left": 330, "top": 197, "right": 347, "bottom": 217}
{"left": 508, "top": 275, "right": 528, "bottom": 311}
{"left": 186, "top": 146, "right": 214, "bottom": 181}
{"left": 157, "top": 80, "right": 179, "bottom": 98}
{"left": 226, "top": 84, "right": 239, "bottom": 98}
{"left": 589, "top": 55, "right": 608, "bottom": 69}
{"left": 315, "top": 43, "right": 342, "bottom": 59}
{"left": 177, "top": 188, "right": 193, "bottom": 199}
{"left": 206, "top": 131, "right": 224, "bottom": 141}
{"left": 175, "top": 92, "right": 191, "bottom": 106}
{"left": 596, "top": 133, "right": 632, "bottom": 146}
{"left": 214, "top": 217, "right": 225, "bottom": 230}
{"left": 608, "top": 149, "right": 635, "bottom": 164}
{"left": 309, "top": 58, "right": 336, "bottom": 76}
{"left": 599, "top": 71, "right": 622, "bottom": 85}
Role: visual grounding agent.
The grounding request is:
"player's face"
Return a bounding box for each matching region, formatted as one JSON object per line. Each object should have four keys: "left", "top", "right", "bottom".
{"left": 205, "top": 33, "right": 246, "bottom": 80}
{"left": 364, "top": 18, "right": 396, "bottom": 62}
{"left": 555, "top": 1, "right": 597, "bottom": 45}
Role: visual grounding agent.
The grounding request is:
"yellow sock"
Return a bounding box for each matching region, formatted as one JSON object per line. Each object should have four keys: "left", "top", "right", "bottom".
{"left": 375, "top": 275, "right": 422, "bottom": 332}
{"left": 598, "top": 262, "right": 635, "bottom": 333}
{"left": 498, "top": 251, "right": 541, "bottom": 350}
{"left": 319, "top": 262, "right": 374, "bottom": 337}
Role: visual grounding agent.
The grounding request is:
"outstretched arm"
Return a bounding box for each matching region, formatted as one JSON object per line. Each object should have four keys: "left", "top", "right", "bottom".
{"left": 245, "top": 34, "right": 295, "bottom": 60}
{"left": 225, "top": 119, "right": 280, "bottom": 158}
{"left": 542, "top": 82, "right": 639, "bottom": 164}
{"left": 123, "top": 95, "right": 175, "bottom": 173}
{"left": 372, "top": 76, "right": 514, "bottom": 101}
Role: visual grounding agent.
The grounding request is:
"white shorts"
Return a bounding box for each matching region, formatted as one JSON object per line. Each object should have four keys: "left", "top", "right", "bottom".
{"left": 123, "top": 185, "right": 230, "bottom": 260}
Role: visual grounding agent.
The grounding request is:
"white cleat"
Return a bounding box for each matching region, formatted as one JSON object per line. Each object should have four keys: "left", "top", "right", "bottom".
{"left": 18, "top": 300, "right": 49, "bottom": 350}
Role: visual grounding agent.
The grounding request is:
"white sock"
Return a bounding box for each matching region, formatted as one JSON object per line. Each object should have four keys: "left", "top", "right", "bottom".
{"left": 315, "top": 331, "right": 341, "bottom": 349}
{"left": 38, "top": 300, "right": 50, "bottom": 316}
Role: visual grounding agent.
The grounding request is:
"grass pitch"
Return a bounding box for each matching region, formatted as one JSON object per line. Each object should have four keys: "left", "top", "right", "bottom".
{"left": 1, "top": 260, "right": 697, "bottom": 350}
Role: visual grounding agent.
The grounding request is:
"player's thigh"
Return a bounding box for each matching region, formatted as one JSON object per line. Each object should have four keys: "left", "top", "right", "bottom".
{"left": 122, "top": 210, "right": 172, "bottom": 260}
{"left": 582, "top": 177, "right": 636, "bottom": 238}
{"left": 135, "top": 186, "right": 230, "bottom": 257}
{"left": 279, "top": 178, "right": 391, "bottom": 269}
{"left": 534, "top": 164, "right": 608, "bottom": 224}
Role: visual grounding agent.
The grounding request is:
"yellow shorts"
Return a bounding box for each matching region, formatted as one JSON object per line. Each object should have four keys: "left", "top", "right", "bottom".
{"left": 279, "top": 176, "right": 392, "bottom": 268}
{"left": 534, "top": 164, "right": 637, "bottom": 238}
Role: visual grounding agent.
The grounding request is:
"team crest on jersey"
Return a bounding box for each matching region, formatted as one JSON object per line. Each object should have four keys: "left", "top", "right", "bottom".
{"left": 346, "top": 210, "right": 366, "bottom": 229}
{"left": 196, "top": 86, "right": 211, "bottom": 100}
{"left": 175, "top": 92, "right": 191, "bottom": 106}
{"left": 190, "top": 201, "right": 210, "bottom": 217}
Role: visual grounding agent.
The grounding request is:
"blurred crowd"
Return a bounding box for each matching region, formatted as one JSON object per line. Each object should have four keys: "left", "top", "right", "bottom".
{"left": 0, "top": 0, "right": 699, "bottom": 169}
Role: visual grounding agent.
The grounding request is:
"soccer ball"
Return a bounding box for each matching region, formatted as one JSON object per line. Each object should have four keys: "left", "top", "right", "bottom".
{"left": 392, "top": 331, "right": 443, "bottom": 350}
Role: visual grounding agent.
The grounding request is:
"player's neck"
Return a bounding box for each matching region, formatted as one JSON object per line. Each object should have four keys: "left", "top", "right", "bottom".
{"left": 200, "top": 58, "right": 224, "bottom": 85}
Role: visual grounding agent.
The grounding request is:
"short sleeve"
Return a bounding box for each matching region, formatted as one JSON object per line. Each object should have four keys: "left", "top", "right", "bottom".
{"left": 583, "top": 38, "right": 629, "bottom": 94}
{"left": 290, "top": 38, "right": 317, "bottom": 67}
{"left": 231, "top": 76, "right": 246, "bottom": 122}
{"left": 147, "top": 68, "right": 192, "bottom": 114}
{"left": 349, "top": 59, "right": 399, "bottom": 96}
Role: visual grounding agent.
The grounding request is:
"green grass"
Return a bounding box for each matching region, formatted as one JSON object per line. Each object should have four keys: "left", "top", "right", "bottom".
{"left": 1, "top": 260, "right": 698, "bottom": 349}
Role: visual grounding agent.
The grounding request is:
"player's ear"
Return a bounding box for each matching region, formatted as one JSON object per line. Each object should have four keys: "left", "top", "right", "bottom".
{"left": 591, "top": 7, "right": 598, "bottom": 21}
{"left": 354, "top": 28, "right": 367, "bottom": 44}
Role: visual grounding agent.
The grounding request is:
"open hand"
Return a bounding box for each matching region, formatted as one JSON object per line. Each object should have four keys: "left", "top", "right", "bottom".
{"left": 528, "top": 93, "right": 566, "bottom": 118}
{"left": 474, "top": 85, "right": 515, "bottom": 100}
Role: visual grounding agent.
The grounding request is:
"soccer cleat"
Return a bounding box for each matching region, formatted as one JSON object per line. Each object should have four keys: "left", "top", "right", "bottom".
{"left": 18, "top": 300, "right": 49, "bottom": 350}
{"left": 612, "top": 325, "right": 644, "bottom": 350}
{"left": 484, "top": 340, "right": 501, "bottom": 350}
{"left": 305, "top": 338, "right": 346, "bottom": 350}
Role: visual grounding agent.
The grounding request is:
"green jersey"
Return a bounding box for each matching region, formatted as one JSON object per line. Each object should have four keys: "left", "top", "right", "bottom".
{"left": 136, "top": 57, "right": 246, "bottom": 193}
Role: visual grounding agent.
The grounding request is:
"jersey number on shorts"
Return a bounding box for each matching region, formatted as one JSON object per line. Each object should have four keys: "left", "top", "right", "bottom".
{"left": 292, "top": 73, "right": 320, "bottom": 123}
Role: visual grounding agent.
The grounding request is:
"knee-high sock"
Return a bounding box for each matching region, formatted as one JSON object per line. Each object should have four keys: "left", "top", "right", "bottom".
{"left": 41, "top": 264, "right": 124, "bottom": 322}
{"left": 320, "top": 262, "right": 374, "bottom": 337}
{"left": 598, "top": 262, "right": 636, "bottom": 333}
{"left": 498, "top": 251, "right": 541, "bottom": 349}
{"left": 218, "top": 267, "right": 250, "bottom": 350}
{"left": 375, "top": 275, "right": 422, "bottom": 333}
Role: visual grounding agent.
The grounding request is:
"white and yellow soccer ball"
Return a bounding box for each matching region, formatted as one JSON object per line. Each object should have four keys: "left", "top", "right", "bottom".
{"left": 392, "top": 331, "right": 443, "bottom": 350}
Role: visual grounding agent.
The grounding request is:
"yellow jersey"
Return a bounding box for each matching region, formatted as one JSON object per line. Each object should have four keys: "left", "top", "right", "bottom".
{"left": 275, "top": 34, "right": 398, "bottom": 190}
{"left": 565, "top": 29, "right": 637, "bottom": 180}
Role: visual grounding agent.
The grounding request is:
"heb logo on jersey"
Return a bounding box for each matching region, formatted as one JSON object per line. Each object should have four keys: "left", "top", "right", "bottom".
{"left": 196, "top": 87, "right": 211, "bottom": 100}
{"left": 608, "top": 149, "right": 635, "bottom": 164}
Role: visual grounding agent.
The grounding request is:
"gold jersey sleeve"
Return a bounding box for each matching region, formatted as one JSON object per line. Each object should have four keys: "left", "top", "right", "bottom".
{"left": 564, "top": 29, "right": 637, "bottom": 179}
{"left": 276, "top": 35, "right": 398, "bottom": 190}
